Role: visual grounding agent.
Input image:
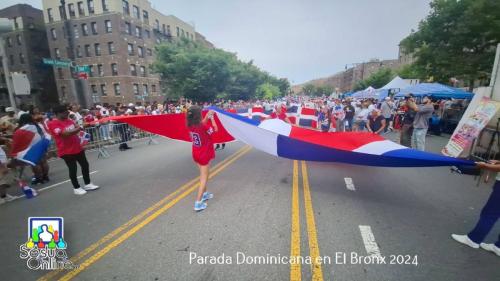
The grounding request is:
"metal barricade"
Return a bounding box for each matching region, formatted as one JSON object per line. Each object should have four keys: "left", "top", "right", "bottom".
{"left": 82, "top": 122, "right": 158, "bottom": 159}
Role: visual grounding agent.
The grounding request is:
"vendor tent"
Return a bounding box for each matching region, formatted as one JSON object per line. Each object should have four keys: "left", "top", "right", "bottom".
{"left": 394, "top": 83, "right": 474, "bottom": 99}
{"left": 352, "top": 86, "right": 377, "bottom": 99}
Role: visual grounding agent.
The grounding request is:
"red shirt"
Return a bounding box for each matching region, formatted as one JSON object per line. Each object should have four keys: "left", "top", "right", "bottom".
{"left": 47, "top": 119, "right": 83, "bottom": 157}
{"left": 189, "top": 123, "right": 215, "bottom": 165}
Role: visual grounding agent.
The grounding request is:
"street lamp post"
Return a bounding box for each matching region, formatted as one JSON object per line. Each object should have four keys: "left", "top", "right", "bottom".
{"left": 0, "top": 37, "right": 16, "bottom": 110}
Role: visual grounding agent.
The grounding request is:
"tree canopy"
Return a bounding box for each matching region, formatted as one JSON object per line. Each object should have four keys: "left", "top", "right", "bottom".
{"left": 400, "top": 0, "right": 500, "bottom": 88}
{"left": 151, "top": 39, "right": 289, "bottom": 101}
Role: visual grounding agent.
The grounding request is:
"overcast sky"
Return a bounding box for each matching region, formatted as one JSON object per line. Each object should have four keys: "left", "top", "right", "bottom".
{"left": 2, "top": 0, "right": 431, "bottom": 85}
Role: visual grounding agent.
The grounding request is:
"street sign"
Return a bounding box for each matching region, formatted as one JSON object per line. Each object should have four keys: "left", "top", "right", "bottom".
{"left": 74, "top": 65, "right": 90, "bottom": 73}
{"left": 42, "top": 58, "right": 72, "bottom": 68}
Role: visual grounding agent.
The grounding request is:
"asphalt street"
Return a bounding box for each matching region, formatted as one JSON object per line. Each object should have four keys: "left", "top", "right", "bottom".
{"left": 0, "top": 133, "right": 499, "bottom": 281}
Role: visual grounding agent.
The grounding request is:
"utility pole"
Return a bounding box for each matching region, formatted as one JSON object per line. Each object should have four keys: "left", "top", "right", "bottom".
{"left": 59, "top": 0, "right": 89, "bottom": 108}
{"left": 0, "top": 37, "right": 17, "bottom": 110}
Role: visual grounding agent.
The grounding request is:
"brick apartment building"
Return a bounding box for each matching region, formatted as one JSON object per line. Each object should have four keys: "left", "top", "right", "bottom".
{"left": 0, "top": 4, "right": 58, "bottom": 110}
{"left": 42, "top": 0, "right": 207, "bottom": 107}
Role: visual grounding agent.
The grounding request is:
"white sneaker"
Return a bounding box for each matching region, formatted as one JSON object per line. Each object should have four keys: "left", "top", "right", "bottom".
{"left": 480, "top": 243, "right": 500, "bottom": 257}
{"left": 4, "top": 194, "right": 16, "bottom": 202}
{"left": 451, "top": 234, "right": 479, "bottom": 249}
{"left": 74, "top": 188, "right": 87, "bottom": 195}
{"left": 83, "top": 183, "right": 99, "bottom": 191}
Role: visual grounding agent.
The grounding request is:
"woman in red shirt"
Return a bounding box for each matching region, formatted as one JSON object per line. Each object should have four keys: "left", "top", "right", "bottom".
{"left": 187, "top": 106, "right": 217, "bottom": 211}
{"left": 47, "top": 105, "right": 99, "bottom": 195}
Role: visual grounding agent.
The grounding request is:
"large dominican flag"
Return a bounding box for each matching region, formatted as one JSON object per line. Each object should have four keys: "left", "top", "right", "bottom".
{"left": 10, "top": 124, "right": 51, "bottom": 166}
{"left": 96, "top": 107, "right": 474, "bottom": 167}
{"left": 209, "top": 107, "right": 473, "bottom": 167}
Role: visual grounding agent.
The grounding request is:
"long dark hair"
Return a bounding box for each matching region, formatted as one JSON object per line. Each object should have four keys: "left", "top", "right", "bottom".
{"left": 187, "top": 105, "right": 202, "bottom": 127}
{"left": 15, "top": 113, "right": 42, "bottom": 133}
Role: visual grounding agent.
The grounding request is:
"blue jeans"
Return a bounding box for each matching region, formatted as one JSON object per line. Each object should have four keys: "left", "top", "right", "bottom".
{"left": 468, "top": 181, "right": 500, "bottom": 247}
{"left": 412, "top": 128, "right": 428, "bottom": 151}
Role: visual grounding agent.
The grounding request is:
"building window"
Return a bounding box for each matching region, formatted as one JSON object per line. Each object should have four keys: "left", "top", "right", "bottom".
{"left": 97, "top": 64, "right": 103, "bottom": 76}
{"left": 147, "top": 48, "right": 152, "bottom": 56}
{"left": 133, "top": 5, "right": 140, "bottom": 19}
{"left": 162, "top": 24, "right": 166, "bottom": 35}
{"left": 167, "top": 25, "right": 171, "bottom": 35}
{"left": 144, "top": 29, "right": 150, "bottom": 38}
{"left": 55, "top": 48, "right": 60, "bottom": 59}
{"left": 127, "top": 43, "right": 134, "bottom": 55}
{"left": 73, "top": 25, "right": 79, "bottom": 38}
{"left": 50, "top": 28, "right": 57, "bottom": 40}
{"left": 61, "top": 86, "right": 67, "bottom": 99}
{"left": 181, "top": 29, "right": 185, "bottom": 37}
{"left": 114, "top": 83, "right": 121, "bottom": 95}
{"left": 76, "top": 46, "right": 82, "bottom": 58}
{"left": 122, "top": 0, "right": 129, "bottom": 15}
{"left": 47, "top": 8, "right": 54, "bottom": 22}
{"left": 19, "top": 53, "right": 25, "bottom": 64}
{"left": 9, "top": 55, "right": 14, "bottom": 65}
{"left": 105, "top": 20, "right": 112, "bottom": 33}
{"left": 82, "top": 23, "right": 89, "bottom": 36}
{"left": 111, "top": 63, "right": 118, "bottom": 75}
{"left": 89, "top": 65, "right": 94, "bottom": 77}
{"left": 94, "top": 43, "right": 101, "bottom": 56}
{"left": 155, "top": 19, "right": 159, "bottom": 30}
{"left": 143, "top": 84, "right": 148, "bottom": 96}
{"left": 143, "top": 11, "right": 149, "bottom": 24}
{"left": 138, "top": 46, "right": 144, "bottom": 58}
{"left": 135, "top": 26, "right": 142, "bottom": 38}
{"left": 91, "top": 84, "right": 98, "bottom": 94}
{"left": 57, "top": 68, "right": 64, "bottom": 79}
{"left": 176, "top": 27, "right": 179, "bottom": 37}
{"left": 77, "top": 2, "right": 85, "bottom": 16}
{"left": 101, "top": 0, "right": 108, "bottom": 12}
{"left": 6, "top": 37, "right": 12, "bottom": 47}
{"left": 85, "top": 44, "right": 91, "bottom": 57}
{"left": 152, "top": 84, "right": 156, "bottom": 93}
{"left": 133, "top": 83, "right": 139, "bottom": 95}
{"left": 88, "top": 0, "right": 95, "bottom": 14}
{"left": 125, "top": 22, "right": 131, "bottom": 34}
{"left": 68, "top": 3, "right": 76, "bottom": 18}
{"left": 108, "top": 42, "right": 115, "bottom": 54}
{"left": 100, "top": 84, "right": 107, "bottom": 96}
{"left": 16, "top": 34, "right": 22, "bottom": 45}
{"left": 130, "top": 64, "right": 137, "bottom": 76}
{"left": 140, "top": 65, "right": 146, "bottom": 77}
{"left": 91, "top": 22, "right": 98, "bottom": 34}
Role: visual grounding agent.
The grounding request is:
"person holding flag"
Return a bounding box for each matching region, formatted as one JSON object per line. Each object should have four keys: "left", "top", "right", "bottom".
{"left": 47, "top": 105, "right": 99, "bottom": 195}
{"left": 187, "top": 106, "right": 216, "bottom": 212}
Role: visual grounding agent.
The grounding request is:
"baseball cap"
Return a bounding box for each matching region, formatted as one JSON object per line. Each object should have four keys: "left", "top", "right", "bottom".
{"left": 5, "top": 107, "right": 15, "bottom": 113}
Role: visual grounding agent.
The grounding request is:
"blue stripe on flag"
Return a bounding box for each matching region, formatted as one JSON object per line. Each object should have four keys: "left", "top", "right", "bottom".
{"left": 276, "top": 135, "right": 474, "bottom": 167}
{"left": 298, "top": 119, "right": 313, "bottom": 127}
{"left": 208, "top": 106, "right": 260, "bottom": 126}
{"left": 20, "top": 138, "right": 51, "bottom": 166}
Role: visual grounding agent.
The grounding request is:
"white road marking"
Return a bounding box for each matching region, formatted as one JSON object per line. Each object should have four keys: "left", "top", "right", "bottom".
{"left": 8, "top": 171, "right": 99, "bottom": 201}
{"left": 359, "top": 225, "right": 382, "bottom": 257}
{"left": 344, "top": 177, "right": 355, "bottom": 191}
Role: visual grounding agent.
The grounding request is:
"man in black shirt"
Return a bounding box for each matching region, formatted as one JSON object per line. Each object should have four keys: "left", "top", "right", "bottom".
{"left": 400, "top": 94, "right": 416, "bottom": 147}
{"left": 343, "top": 100, "right": 355, "bottom": 132}
{"left": 367, "top": 109, "right": 386, "bottom": 134}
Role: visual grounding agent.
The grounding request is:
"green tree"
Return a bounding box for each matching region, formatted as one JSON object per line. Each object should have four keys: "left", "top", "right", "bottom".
{"left": 396, "top": 64, "right": 424, "bottom": 80}
{"left": 151, "top": 38, "right": 287, "bottom": 101}
{"left": 256, "top": 83, "right": 281, "bottom": 100}
{"left": 302, "top": 84, "right": 316, "bottom": 96}
{"left": 400, "top": 0, "right": 500, "bottom": 90}
{"left": 353, "top": 68, "right": 394, "bottom": 91}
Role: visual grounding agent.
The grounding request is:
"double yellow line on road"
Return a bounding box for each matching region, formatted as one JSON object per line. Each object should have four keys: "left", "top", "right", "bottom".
{"left": 39, "top": 145, "right": 251, "bottom": 281}
{"left": 290, "top": 160, "right": 324, "bottom": 281}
